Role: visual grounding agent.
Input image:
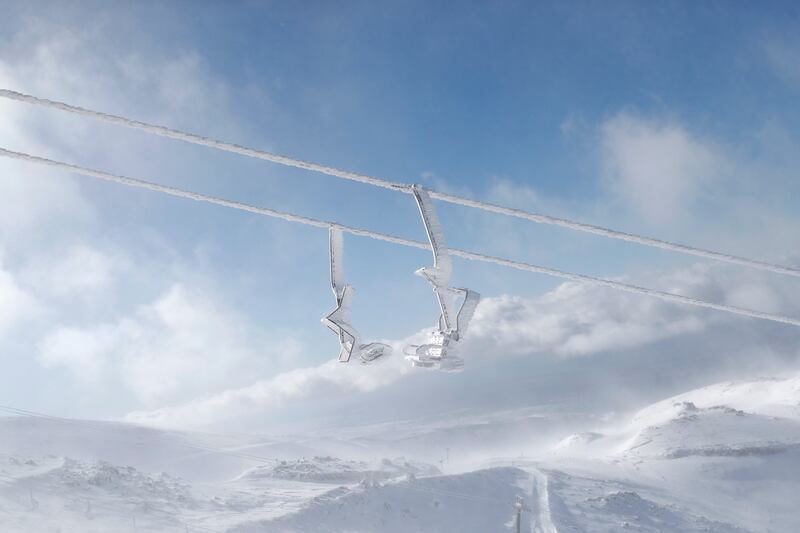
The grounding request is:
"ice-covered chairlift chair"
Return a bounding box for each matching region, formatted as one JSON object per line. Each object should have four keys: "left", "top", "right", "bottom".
{"left": 321, "top": 228, "right": 391, "bottom": 364}
{"left": 404, "top": 186, "right": 480, "bottom": 371}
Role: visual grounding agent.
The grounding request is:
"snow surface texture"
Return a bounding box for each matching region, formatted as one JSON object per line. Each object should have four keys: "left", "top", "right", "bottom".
{"left": 2, "top": 375, "right": 800, "bottom": 531}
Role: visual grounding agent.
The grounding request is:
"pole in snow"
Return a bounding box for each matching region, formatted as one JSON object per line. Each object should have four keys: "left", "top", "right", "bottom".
{"left": 28, "top": 489, "right": 38, "bottom": 511}
{"left": 515, "top": 496, "right": 524, "bottom": 533}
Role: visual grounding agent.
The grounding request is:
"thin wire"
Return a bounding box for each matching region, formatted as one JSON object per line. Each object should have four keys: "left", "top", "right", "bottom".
{"left": 2, "top": 88, "right": 799, "bottom": 279}
{"left": 0, "top": 89, "right": 405, "bottom": 193}
{"left": 2, "top": 146, "right": 800, "bottom": 328}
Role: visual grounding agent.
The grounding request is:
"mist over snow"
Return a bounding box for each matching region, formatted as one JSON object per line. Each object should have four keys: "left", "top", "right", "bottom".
{"left": 127, "top": 260, "right": 800, "bottom": 434}
{"left": 2, "top": 2, "right": 800, "bottom": 532}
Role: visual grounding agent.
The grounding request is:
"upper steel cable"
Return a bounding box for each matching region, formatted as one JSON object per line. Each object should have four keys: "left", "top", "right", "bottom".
{"left": 1, "top": 88, "right": 799, "bottom": 278}
{"left": 2, "top": 146, "right": 800, "bottom": 328}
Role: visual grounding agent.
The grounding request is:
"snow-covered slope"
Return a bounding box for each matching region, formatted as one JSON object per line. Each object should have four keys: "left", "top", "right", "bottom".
{"left": 622, "top": 401, "right": 800, "bottom": 458}
{"left": 542, "top": 374, "right": 800, "bottom": 532}
{"left": 637, "top": 376, "right": 800, "bottom": 420}
{"left": 0, "top": 415, "right": 270, "bottom": 482}
{"left": 233, "top": 467, "right": 532, "bottom": 533}
{"left": 2, "top": 373, "right": 800, "bottom": 532}
{"left": 552, "top": 374, "right": 800, "bottom": 459}
{"left": 238, "top": 456, "right": 439, "bottom": 484}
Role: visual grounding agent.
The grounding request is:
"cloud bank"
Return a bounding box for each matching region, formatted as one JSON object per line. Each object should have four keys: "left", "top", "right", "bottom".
{"left": 126, "top": 260, "right": 800, "bottom": 430}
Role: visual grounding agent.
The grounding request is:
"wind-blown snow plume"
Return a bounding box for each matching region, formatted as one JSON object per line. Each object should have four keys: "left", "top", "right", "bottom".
{"left": 126, "top": 262, "right": 800, "bottom": 431}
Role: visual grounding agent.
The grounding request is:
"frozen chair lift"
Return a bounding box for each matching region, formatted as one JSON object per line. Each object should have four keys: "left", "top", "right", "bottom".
{"left": 322, "top": 228, "right": 391, "bottom": 364}
{"left": 404, "top": 185, "right": 480, "bottom": 372}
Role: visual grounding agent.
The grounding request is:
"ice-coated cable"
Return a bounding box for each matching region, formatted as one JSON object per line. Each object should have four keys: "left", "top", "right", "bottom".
{"left": 3, "top": 146, "right": 800, "bottom": 328}
{"left": 2, "top": 88, "right": 799, "bottom": 279}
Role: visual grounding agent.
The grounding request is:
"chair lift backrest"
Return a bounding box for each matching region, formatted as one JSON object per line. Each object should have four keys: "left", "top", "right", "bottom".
{"left": 456, "top": 288, "right": 480, "bottom": 336}
{"left": 322, "top": 228, "right": 362, "bottom": 362}
{"left": 329, "top": 227, "right": 347, "bottom": 302}
{"left": 412, "top": 186, "right": 453, "bottom": 285}
{"left": 412, "top": 185, "right": 460, "bottom": 330}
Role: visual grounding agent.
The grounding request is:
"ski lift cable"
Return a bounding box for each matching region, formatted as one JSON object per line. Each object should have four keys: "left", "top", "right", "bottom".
{"left": 1, "top": 87, "right": 798, "bottom": 279}
{"left": 3, "top": 147, "right": 800, "bottom": 329}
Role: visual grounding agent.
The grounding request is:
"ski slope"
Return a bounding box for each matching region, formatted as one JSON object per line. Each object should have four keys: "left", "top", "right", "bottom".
{"left": 2, "top": 374, "right": 799, "bottom": 531}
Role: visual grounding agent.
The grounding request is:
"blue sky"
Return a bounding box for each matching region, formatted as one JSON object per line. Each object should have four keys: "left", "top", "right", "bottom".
{"left": 1, "top": 1, "right": 800, "bottom": 429}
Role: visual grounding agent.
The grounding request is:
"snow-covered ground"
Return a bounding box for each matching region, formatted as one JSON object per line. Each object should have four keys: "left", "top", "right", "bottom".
{"left": 2, "top": 374, "right": 799, "bottom": 532}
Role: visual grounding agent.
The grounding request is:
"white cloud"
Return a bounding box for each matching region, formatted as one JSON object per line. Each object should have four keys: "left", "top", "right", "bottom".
{"left": 0, "top": 15, "right": 239, "bottom": 240}
{"left": 0, "top": 13, "right": 270, "bottom": 409}
{"left": 468, "top": 276, "right": 706, "bottom": 358}
{"left": 724, "top": 283, "right": 783, "bottom": 315}
{"left": 24, "top": 244, "right": 120, "bottom": 296}
{"left": 763, "top": 34, "right": 800, "bottom": 90}
{"left": 600, "top": 113, "right": 722, "bottom": 223}
{"left": 486, "top": 178, "right": 541, "bottom": 210}
{"left": 0, "top": 35, "right": 95, "bottom": 238}
{"left": 0, "top": 161, "right": 93, "bottom": 238}
{"left": 127, "top": 263, "right": 796, "bottom": 431}
{"left": 37, "top": 283, "right": 284, "bottom": 405}
{"left": 0, "top": 263, "right": 40, "bottom": 337}
{"left": 37, "top": 324, "right": 117, "bottom": 383}
{"left": 127, "top": 355, "right": 409, "bottom": 429}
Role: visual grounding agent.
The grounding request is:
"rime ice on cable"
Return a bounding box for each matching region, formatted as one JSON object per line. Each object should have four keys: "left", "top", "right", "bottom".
{"left": 321, "top": 228, "right": 391, "bottom": 364}
{"left": 10, "top": 148, "right": 800, "bottom": 328}
{"left": 404, "top": 186, "right": 480, "bottom": 372}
